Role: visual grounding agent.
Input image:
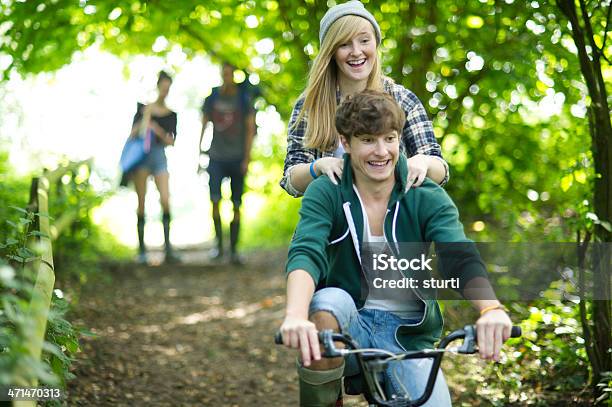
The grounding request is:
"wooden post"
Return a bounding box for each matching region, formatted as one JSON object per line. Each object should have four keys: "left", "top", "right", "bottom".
{"left": 13, "top": 177, "right": 55, "bottom": 407}
{"left": 12, "top": 160, "right": 91, "bottom": 406}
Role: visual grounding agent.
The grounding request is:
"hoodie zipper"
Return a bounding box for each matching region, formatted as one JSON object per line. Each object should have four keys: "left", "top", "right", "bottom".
{"left": 346, "top": 197, "right": 429, "bottom": 330}
{"left": 340, "top": 154, "right": 438, "bottom": 351}
{"left": 385, "top": 201, "right": 433, "bottom": 352}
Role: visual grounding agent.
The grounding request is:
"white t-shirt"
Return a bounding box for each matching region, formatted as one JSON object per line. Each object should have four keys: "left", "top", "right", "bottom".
{"left": 354, "top": 186, "right": 425, "bottom": 320}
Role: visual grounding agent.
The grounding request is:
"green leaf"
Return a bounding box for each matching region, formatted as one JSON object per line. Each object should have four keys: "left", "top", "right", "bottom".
{"left": 18, "top": 217, "right": 32, "bottom": 226}
{"left": 560, "top": 175, "right": 573, "bottom": 192}
{"left": 78, "top": 328, "right": 98, "bottom": 338}
{"left": 41, "top": 341, "right": 64, "bottom": 359}
{"left": 573, "top": 169, "right": 587, "bottom": 184}
{"left": 599, "top": 221, "right": 612, "bottom": 232}
{"left": 17, "top": 247, "right": 34, "bottom": 259}
{"left": 9, "top": 206, "right": 28, "bottom": 214}
{"left": 64, "top": 339, "right": 79, "bottom": 353}
{"left": 28, "top": 231, "right": 49, "bottom": 238}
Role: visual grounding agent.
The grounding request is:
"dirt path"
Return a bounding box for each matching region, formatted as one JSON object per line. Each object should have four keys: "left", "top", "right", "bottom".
{"left": 66, "top": 249, "right": 366, "bottom": 406}
{"left": 64, "top": 247, "right": 593, "bottom": 407}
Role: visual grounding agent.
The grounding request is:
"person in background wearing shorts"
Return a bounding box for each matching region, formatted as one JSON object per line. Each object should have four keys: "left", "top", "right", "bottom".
{"left": 127, "top": 71, "right": 179, "bottom": 264}
{"left": 199, "top": 62, "right": 256, "bottom": 264}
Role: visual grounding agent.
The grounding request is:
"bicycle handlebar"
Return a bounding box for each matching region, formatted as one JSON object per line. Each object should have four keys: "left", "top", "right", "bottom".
{"left": 275, "top": 325, "right": 521, "bottom": 347}
{"left": 274, "top": 325, "right": 521, "bottom": 406}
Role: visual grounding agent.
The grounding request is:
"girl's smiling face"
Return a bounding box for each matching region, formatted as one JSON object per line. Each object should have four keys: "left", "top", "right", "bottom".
{"left": 334, "top": 18, "right": 377, "bottom": 85}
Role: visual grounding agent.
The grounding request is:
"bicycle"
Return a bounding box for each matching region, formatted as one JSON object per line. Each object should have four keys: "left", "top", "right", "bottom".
{"left": 275, "top": 324, "right": 522, "bottom": 406}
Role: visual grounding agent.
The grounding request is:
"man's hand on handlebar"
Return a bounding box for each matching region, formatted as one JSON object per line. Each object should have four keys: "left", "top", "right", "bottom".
{"left": 475, "top": 309, "right": 513, "bottom": 362}
{"left": 279, "top": 316, "right": 321, "bottom": 367}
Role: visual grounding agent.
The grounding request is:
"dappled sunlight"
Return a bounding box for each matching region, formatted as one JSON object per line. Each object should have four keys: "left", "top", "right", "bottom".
{"left": 2, "top": 48, "right": 285, "bottom": 249}
{"left": 63, "top": 253, "right": 300, "bottom": 404}
{"left": 177, "top": 306, "right": 227, "bottom": 325}
{"left": 174, "top": 295, "right": 284, "bottom": 326}
{"left": 134, "top": 324, "right": 162, "bottom": 334}
{"left": 140, "top": 343, "right": 194, "bottom": 357}
{"left": 194, "top": 295, "right": 223, "bottom": 305}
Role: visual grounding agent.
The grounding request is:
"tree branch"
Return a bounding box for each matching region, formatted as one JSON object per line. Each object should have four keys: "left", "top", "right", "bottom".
{"left": 392, "top": 1, "right": 417, "bottom": 91}
{"left": 600, "top": 3, "right": 611, "bottom": 59}
{"left": 579, "top": 0, "right": 611, "bottom": 112}
{"left": 579, "top": 0, "right": 600, "bottom": 60}
{"left": 557, "top": 0, "right": 602, "bottom": 102}
{"left": 442, "top": 67, "right": 489, "bottom": 140}
{"left": 276, "top": 0, "right": 309, "bottom": 68}
{"left": 179, "top": 23, "right": 220, "bottom": 60}
{"left": 577, "top": 230, "right": 599, "bottom": 378}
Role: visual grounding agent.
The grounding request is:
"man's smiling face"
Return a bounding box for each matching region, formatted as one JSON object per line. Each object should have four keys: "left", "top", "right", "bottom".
{"left": 341, "top": 130, "right": 400, "bottom": 185}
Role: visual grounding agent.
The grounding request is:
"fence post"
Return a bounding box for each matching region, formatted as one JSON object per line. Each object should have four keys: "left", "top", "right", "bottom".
{"left": 12, "top": 160, "right": 91, "bottom": 406}
{"left": 13, "top": 177, "right": 55, "bottom": 407}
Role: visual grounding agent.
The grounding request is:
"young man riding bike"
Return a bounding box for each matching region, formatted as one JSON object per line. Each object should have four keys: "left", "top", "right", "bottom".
{"left": 279, "top": 90, "right": 513, "bottom": 406}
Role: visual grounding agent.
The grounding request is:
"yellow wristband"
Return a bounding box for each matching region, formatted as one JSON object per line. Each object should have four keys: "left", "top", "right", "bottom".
{"left": 479, "top": 304, "right": 507, "bottom": 316}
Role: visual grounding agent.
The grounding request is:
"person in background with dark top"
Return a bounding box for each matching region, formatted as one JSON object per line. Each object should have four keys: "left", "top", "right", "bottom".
{"left": 199, "top": 62, "right": 256, "bottom": 265}
{"left": 128, "top": 71, "right": 179, "bottom": 264}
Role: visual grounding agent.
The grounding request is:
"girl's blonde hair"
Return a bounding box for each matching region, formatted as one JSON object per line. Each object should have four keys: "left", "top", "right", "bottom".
{"left": 297, "top": 15, "right": 383, "bottom": 152}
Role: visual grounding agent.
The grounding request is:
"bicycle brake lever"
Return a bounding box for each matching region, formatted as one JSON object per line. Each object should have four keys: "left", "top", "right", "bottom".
{"left": 457, "top": 325, "right": 477, "bottom": 354}
{"left": 319, "top": 330, "right": 345, "bottom": 358}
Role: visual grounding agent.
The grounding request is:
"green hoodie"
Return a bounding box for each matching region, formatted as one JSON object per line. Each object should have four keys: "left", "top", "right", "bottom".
{"left": 286, "top": 154, "right": 489, "bottom": 351}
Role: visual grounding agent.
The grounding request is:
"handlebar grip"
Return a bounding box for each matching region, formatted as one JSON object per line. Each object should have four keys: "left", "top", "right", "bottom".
{"left": 276, "top": 326, "right": 521, "bottom": 346}
{"left": 273, "top": 331, "right": 336, "bottom": 345}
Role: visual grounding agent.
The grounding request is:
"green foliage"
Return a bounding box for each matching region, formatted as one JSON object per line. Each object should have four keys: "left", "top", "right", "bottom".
{"left": 0, "top": 152, "right": 30, "bottom": 248}
{"left": 0, "top": 152, "right": 126, "bottom": 401}
{"left": 49, "top": 163, "right": 131, "bottom": 285}
{"left": 596, "top": 371, "right": 612, "bottom": 406}
{"left": 0, "top": 207, "right": 69, "bottom": 390}
{"left": 1, "top": 1, "right": 607, "bottom": 243}
{"left": 513, "top": 303, "right": 589, "bottom": 397}
{"left": 43, "top": 294, "right": 80, "bottom": 389}
{"left": 0, "top": 261, "right": 43, "bottom": 385}
{"left": 242, "top": 130, "right": 301, "bottom": 248}
{"left": 444, "top": 300, "right": 591, "bottom": 406}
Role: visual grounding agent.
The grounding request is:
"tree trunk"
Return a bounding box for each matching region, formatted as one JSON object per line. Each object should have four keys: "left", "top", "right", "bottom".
{"left": 556, "top": 0, "right": 612, "bottom": 399}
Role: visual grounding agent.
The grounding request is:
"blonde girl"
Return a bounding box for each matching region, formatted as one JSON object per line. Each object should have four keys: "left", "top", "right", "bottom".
{"left": 281, "top": 0, "right": 448, "bottom": 197}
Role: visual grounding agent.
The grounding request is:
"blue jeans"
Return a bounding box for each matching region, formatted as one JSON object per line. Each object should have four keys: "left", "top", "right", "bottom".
{"left": 309, "top": 287, "right": 452, "bottom": 406}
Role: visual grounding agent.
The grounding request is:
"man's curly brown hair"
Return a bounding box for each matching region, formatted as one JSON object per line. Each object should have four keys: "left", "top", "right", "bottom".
{"left": 335, "top": 90, "right": 405, "bottom": 139}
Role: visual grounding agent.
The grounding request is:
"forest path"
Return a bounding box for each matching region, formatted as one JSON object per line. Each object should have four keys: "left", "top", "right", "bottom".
{"left": 65, "top": 248, "right": 367, "bottom": 406}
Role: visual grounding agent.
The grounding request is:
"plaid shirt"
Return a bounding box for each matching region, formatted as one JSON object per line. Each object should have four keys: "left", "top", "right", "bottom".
{"left": 280, "top": 77, "right": 449, "bottom": 197}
